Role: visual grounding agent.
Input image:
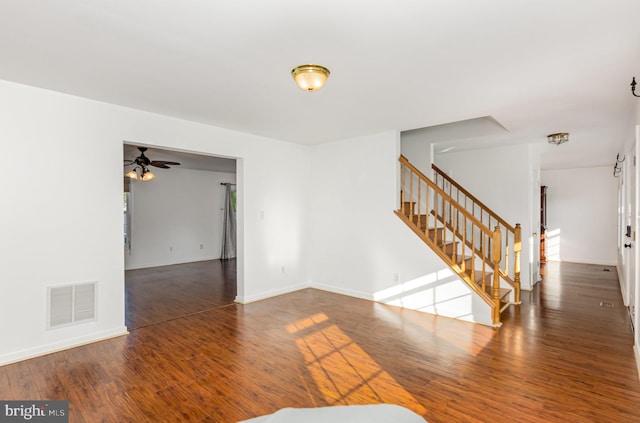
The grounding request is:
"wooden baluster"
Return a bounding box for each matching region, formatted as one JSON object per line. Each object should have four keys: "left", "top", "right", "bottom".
{"left": 471, "top": 223, "right": 476, "bottom": 284}
{"left": 504, "top": 226, "right": 510, "bottom": 277}
{"left": 480, "top": 230, "right": 486, "bottom": 292}
{"left": 431, "top": 192, "right": 437, "bottom": 243}
{"left": 514, "top": 223, "right": 522, "bottom": 304}
{"left": 492, "top": 226, "right": 502, "bottom": 326}
{"left": 487, "top": 217, "right": 492, "bottom": 261}
{"left": 416, "top": 176, "right": 421, "bottom": 230}
{"left": 442, "top": 198, "right": 448, "bottom": 256}
{"left": 425, "top": 182, "right": 430, "bottom": 236}
{"left": 452, "top": 208, "right": 458, "bottom": 263}
{"left": 401, "top": 165, "right": 406, "bottom": 215}
{"left": 441, "top": 190, "right": 445, "bottom": 226}
{"left": 409, "top": 170, "right": 414, "bottom": 220}
{"left": 447, "top": 181, "right": 452, "bottom": 228}
{"left": 461, "top": 215, "right": 467, "bottom": 273}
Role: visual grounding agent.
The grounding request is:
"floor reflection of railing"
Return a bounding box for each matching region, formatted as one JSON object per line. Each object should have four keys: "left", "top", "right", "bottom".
{"left": 286, "top": 313, "right": 427, "bottom": 414}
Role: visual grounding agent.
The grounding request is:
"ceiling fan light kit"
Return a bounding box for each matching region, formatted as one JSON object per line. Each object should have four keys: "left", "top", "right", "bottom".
{"left": 124, "top": 147, "right": 180, "bottom": 181}
{"left": 140, "top": 169, "right": 156, "bottom": 181}
{"left": 125, "top": 169, "right": 139, "bottom": 180}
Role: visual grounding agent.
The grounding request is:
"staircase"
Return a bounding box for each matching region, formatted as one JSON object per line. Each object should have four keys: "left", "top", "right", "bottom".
{"left": 395, "top": 155, "right": 521, "bottom": 327}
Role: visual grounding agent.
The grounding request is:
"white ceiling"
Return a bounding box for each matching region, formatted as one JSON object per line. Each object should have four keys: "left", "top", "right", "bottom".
{"left": 2, "top": 1, "right": 640, "bottom": 170}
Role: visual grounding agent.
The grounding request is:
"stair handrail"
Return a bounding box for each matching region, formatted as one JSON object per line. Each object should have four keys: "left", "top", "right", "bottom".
{"left": 398, "top": 155, "right": 505, "bottom": 325}
{"left": 432, "top": 163, "right": 515, "bottom": 232}
{"left": 401, "top": 157, "right": 489, "bottom": 231}
{"left": 431, "top": 162, "right": 521, "bottom": 303}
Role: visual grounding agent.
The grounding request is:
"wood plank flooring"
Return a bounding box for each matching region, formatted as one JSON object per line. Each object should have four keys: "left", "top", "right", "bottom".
{"left": 2, "top": 261, "right": 640, "bottom": 422}
{"left": 125, "top": 259, "right": 237, "bottom": 329}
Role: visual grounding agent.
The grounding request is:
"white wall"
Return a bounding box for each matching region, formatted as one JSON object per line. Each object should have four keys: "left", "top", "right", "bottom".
{"left": 309, "top": 131, "right": 492, "bottom": 325}
{"left": 434, "top": 144, "right": 536, "bottom": 290}
{"left": 541, "top": 166, "right": 618, "bottom": 265}
{"left": 125, "top": 168, "right": 236, "bottom": 269}
{"left": 400, "top": 130, "right": 433, "bottom": 175}
{"left": 0, "top": 79, "right": 310, "bottom": 364}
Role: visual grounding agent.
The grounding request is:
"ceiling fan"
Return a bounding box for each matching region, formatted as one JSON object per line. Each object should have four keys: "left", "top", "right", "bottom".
{"left": 124, "top": 147, "right": 180, "bottom": 181}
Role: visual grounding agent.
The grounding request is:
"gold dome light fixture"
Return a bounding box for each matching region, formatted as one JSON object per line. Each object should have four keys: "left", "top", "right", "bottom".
{"left": 547, "top": 132, "right": 569, "bottom": 146}
{"left": 291, "top": 64, "right": 330, "bottom": 91}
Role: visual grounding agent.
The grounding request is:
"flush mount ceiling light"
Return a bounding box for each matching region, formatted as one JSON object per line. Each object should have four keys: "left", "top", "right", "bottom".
{"left": 291, "top": 64, "right": 330, "bottom": 91}
{"left": 547, "top": 132, "right": 569, "bottom": 146}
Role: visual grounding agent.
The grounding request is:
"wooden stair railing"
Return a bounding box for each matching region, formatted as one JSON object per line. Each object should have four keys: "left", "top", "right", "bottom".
{"left": 395, "top": 155, "right": 511, "bottom": 326}
{"left": 432, "top": 163, "right": 522, "bottom": 304}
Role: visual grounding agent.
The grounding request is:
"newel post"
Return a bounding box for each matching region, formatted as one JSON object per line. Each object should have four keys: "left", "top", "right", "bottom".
{"left": 491, "top": 226, "right": 502, "bottom": 326}
{"left": 514, "top": 223, "right": 522, "bottom": 304}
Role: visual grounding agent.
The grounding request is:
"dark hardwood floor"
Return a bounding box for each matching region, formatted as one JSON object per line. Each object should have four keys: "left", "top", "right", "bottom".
{"left": 2, "top": 261, "right": 640, "bottom": 422}
{"left": 125, "top": 259, "right": 237, "bottom": 329}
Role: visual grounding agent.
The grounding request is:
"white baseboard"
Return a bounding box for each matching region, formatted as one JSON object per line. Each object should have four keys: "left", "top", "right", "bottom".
{"left": 547, "top": 258, "right": 617, "bottom": 266}
{"left": 0, "top": 327, "right": 129, "bottom": 367}
{"left": 635, "top": 344, "right": 640, "bottom": 381}
{"left": 617, "top": 265, "right": 629, "bottom": 306}
{"left": 125, "top": 256, "right": 219, "bottom": 271}
{"left": 236, "top": 282, "right": 311, "bottom": 304}
{"left": 309, "top": 283, "right": 374, "bottom": 302}
{"left": 236, "top": 282, "right": 373, "bottom": 305}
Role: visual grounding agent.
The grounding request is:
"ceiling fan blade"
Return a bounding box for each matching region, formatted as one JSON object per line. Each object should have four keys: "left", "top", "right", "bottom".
{"left": 149, "top": 163, "right": 171, "bottom": 169}
{"left": 150, "top": 160, "right": 180, "bottom": 167}
{"left": 123, "top": 160, "right": 135, "bottom": 166}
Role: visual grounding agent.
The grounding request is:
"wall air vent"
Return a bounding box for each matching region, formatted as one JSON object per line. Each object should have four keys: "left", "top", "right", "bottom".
{"left": 48, "top": 282, "right": 97, "bottom": 329}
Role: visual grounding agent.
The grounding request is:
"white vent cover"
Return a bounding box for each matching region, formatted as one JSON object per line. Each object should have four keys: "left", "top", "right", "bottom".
{"left": 48, "top": 282, "right": 96, "bottom": 329}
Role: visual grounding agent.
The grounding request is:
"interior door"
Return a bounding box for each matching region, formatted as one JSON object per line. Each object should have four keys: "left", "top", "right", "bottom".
{"left": 623, "top": 148, "right": 633, "bottom": 309}
{"left": 633, "top": 130, "right": 639, "bottom": 335}
{"left": 540, "top": 185, "right": 547, "bottom": 264}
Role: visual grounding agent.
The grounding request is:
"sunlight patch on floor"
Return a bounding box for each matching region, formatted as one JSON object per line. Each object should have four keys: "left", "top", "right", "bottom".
{"left": 287, "top": 313, "right": 426, "bottom": 414}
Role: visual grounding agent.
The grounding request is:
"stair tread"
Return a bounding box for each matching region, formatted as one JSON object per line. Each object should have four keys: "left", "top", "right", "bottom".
{"left": 478, "top": 284, "right": 511, "bottom": 300}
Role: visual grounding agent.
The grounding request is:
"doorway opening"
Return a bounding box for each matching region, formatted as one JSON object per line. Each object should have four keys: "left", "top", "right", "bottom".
{"left": 123, "top": 143, "right": 238, "bottom": 330}
{"left": 540, "top": 185, "right": 547, "bottom": 264}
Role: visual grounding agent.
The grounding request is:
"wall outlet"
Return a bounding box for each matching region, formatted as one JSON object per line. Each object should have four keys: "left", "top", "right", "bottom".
{"left": 169, "top": 246, "right": 173, "bottom": 252}
{"left": 393, "top": 273, "right": 400, "bottom": 282}
{"left": 200, "top": 243, "right": 204, "bottom": 250}
{"left": 281, "top": 265, "right": 285, "bottom": 273}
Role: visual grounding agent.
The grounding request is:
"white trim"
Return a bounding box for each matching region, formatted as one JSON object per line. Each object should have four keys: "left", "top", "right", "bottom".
{"left": 617, "top": 265, "right": 628, "bottom": 306}
{"left": 634, "top": 344, "right": 640, "bottom": 381}
{"left": 125, "top": 256, "right": 220, "bottom": 271}
{"left": 235, "top": 282, "right": 311, "bottom": 304}
{"left": 308, "top": 283, "right": 374, "bottom": 302}
{"left": 545, "top": 258, "right": 617, "bottom": 267}
{"left": 0, "top": 327, "right": 128, "bottom": 367}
